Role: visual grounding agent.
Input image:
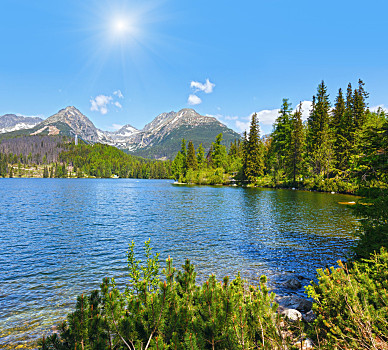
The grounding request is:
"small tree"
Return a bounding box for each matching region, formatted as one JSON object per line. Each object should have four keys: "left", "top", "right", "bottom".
{"left": 186, "top": 141, "right": 198, "bottom": 170}
{"left": 244, "top": 113, "right": 264, "bottom": 182}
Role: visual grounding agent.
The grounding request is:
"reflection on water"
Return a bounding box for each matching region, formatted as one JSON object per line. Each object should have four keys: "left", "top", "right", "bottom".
{"left": 0, "top": 179, "right": 357, "bottom": 348}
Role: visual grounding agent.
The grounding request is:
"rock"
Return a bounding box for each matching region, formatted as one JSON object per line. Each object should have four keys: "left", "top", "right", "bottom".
{"left": 281, "top": 309, "right": 302, "bottom": 322}
{"left": 302, "top": 310, "right": 316, "bottom": 323}
{"left": 283, "top": 278, "right": 302, "bottom": 290}
{"left": 275, "top": 295, "right": 313, "bottom": 313}
{"left": 294, "top": 337, "right": 314, "bottom": 349}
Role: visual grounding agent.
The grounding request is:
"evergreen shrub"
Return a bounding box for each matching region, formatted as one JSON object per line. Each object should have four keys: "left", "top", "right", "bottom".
{"left": 307, "top": 248, "right": 388, "bottom": 349}
{"left": 39, "top": 240, "right": 288, "bottom": 350}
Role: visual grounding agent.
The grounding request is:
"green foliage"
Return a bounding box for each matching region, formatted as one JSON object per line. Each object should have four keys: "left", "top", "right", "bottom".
{"left": 286, "top": 102, "right": 305, "bottom": 183}
{"left": 43, "top": 166, "right": 49, "bottom": 178}
{"left": 243, "top": 113, "right": 264, "bottom": 182}
{"left": 130, "top": 123, "right": 241, "bottom": 160}
{"left": 60, "top": 143, "right": 172, "bottom": 179}
{"left": 352, "top": 190, "right": 388, "bottom": 260}
{"left": 307, "top": 81, "right": 334, "bottom": 177}
{"left": 211, "top": 133, "right": 228, "bottom": 169}
{"left": 196, "top": 143, "right": 205, "bottom": 168}
{"left": 40, "top": 242, "right": 288, "bottom": 350}
{"left": 307, "top": 248, "right": 388, "bottom": 349}
{"left": 186, "top": 140, "right": 198, "bottom": 170}
{"left": 126, "top": 239, "right": 160, "bottom": 295}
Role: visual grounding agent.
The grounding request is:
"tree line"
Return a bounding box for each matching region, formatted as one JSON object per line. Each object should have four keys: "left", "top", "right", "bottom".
{"left": 0, "top": 139, "right": 173, "bottom": 179}
{"left": 173, "top": 79, "right": 387, "bottom": 194}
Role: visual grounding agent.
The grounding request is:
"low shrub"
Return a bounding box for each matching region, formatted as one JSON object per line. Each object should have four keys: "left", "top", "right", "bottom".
{"left": 307, "top": 248, "right": 388, "bottom": 349}
{"left": 39, "top": 240, "right": 289, "bottom": 350}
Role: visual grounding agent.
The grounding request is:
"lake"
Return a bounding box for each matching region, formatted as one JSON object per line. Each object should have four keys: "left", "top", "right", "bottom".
{"left": 0, "top": 179, "right": 357, "bottom": 349}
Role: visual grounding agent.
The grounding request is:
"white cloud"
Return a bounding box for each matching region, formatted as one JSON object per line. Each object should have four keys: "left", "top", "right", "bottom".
{"left": 90, "top": 95, "right": 112, "bottom": 115}
{"left": 211, "top": 100, "right": 315, "bottom": 135}
{"left": 113, "top": 90, "right": 124, "bottom": 99}
{"left": 90, "top": 91, "right": 124, "bottom": 115}
{"left": 190, "top": 79, "right": 215, "bottom": 94}
{"left": 370, "top": 104, "right": 388, "bottom": 113}
{"left": 293, "top": 100, "right": 313, "bottom": 121}
{"left": 256, "top": 109, "right": 280, "bottom": 125}
{"left": 225, "top": 116, "right": 239, "bottom": 121}
{"left": 235, "top": 120, "right": 250, "bottom": 133}
{"left": 188, "top": 94, "right": 202, "bottom": 105}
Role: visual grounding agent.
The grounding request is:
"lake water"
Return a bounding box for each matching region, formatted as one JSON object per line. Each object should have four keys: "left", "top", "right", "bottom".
{"left": 0, "top": 179, "right": 357, "bottom": 349}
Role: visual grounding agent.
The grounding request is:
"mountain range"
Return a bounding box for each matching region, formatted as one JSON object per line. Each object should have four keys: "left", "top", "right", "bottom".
{"left": 0, "top": 107, "right": 240, "bottom": 159}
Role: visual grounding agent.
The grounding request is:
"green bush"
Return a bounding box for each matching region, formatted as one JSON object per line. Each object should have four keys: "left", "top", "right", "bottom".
{"left": 40, "top": 240, "right": 288, "bottom": 350}
{"left": 352, "top": 190, "right": 388, "bottom": 259}
{"left": 307, "top": 248, "right": 388, "bottom": 349}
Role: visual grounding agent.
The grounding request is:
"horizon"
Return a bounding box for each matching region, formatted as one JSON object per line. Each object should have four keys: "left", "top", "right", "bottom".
{"left": 1, "top": 0, "right": 388, "bottom": 135}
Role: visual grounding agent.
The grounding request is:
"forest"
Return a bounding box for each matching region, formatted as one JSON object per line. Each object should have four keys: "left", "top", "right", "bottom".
{"left": 173, "top": 79, "right": 387, "bottom": 194}
{"left": 37, "top": 80, "right": 388, "bottom": 349}
{"left": 0, "top": 137, "right": 172, "bottom": 179}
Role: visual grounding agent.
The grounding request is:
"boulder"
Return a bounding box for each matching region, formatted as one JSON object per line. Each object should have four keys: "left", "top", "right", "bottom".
{"left": 302, "top": 310, "right": 316, "bottom": 323}
{"left": 275, "top": 295, "right": 313, "bottom": 313}
{"left": 283, "top": 278, "right": 302, "bottom": 290}
{"left": 281, "top": 308, "right": 302, "bottom": 322}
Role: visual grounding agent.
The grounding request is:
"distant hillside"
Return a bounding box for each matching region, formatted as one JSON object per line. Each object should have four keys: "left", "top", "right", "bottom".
{"left": 0, "top": 107, "right": 241, "bottom": 159}
{"left": 131, "top": 122, "right": 240, "bottom": 159}
{"left": 0, "top": 135, "right": 69, "bottom": 164}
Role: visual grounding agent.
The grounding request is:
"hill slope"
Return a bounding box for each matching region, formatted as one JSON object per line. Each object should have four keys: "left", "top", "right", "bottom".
{"left": 0, "top": 107, "right": 241, "bottom": 159}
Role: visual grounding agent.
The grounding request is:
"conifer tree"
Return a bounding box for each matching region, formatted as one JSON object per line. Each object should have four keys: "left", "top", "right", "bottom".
{"left": 353, "top": 79, "right": 369, "bottom": 130}
{"left": 186, "top": 141, "right": 198, "bottom": 170}
{"left": 331, "top": 88, "right": 348, "bottom": 171}
{"left": 196, "top": 143, "right": 205, "bottom": 168}
{"left": 211, "top": 133, "right": 227, "bottom": 169}
{"left": 270, "top": 99, "right": 293, "bottom": 180}
{"left": 287, "top": 102, "right": 304, "bottom": 183}
{"left": 180, "top": 138, "right": 187, "bottom": 168}
{"left": 306, "top": 81, "right": 333, "bottom": 176}
{"left": 242, "top": 131, "right": 248, "bottom": 180}
{"left": 172, "top": 152, "right": 185, "bottom": 180}
{"left": 244, "top": 113, "right": 264, "bottom": 182}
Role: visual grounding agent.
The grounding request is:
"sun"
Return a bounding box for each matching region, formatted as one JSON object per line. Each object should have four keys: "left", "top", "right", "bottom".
{"left": 113, "top": 18, "right": 129, "bottom": 34}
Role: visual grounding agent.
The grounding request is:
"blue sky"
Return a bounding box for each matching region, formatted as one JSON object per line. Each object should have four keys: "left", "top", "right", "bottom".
{"left": 1, "top": 0, "right": 387, "bottom": 134}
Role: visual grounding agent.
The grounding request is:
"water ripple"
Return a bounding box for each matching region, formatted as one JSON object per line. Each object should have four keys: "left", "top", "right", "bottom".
{"left": 0, "top": 179, "right": 357, "bottom": 348}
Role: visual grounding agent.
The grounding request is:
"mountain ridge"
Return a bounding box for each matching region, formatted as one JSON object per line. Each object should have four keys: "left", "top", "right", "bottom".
{"left": 0, "top": 114, "right": 43, "bottom": 133}
{"left": 0, "top": 107, "right": 241, "bottom": 159}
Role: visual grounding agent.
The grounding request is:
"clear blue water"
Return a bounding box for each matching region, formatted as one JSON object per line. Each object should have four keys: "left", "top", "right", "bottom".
{"left": 0, "top": 179, "right": 357, "bottom": 348}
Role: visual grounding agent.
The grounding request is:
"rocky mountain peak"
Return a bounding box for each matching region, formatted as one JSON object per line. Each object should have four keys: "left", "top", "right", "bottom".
{"left": 116, "top": 124, "right": 139, "bottom": 135}
{"left": 39, "top": 106, "right": 100, "bottom": 142}
{"left": 0, "top": 113, "right": 43, "bottom": 133}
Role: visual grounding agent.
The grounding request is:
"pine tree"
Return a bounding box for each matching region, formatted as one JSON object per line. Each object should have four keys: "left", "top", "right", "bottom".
{"left": 211, "top": 133, "right": 227, "bottom": 169}
{"left": 353, "top": 79, "right": 369, "bottom": 130}
{"left": 244, "top": 113, "right": 264, "bottom": 182}
{"left": 270, "top": 98, "right": 293, "bottom": 180}
{"left": 306, "top": 81, "right": 333, "bottom": 176}
{"left": 196, "top": 143, "right": 205, "bottom": 168}
{"left": 172, "top": 152, "right": 185, "bottom": 181}
{"left": 186, "top": 141, "right": 198, "bottom": 170}
{"left": 331, "top": 88, "right": 348, "bottom": 171}
{"left": 287, "top": 102, "right": 304, "bottom": 183}
{"left": 180, "top": 138, "right": 187, "bottom": 170}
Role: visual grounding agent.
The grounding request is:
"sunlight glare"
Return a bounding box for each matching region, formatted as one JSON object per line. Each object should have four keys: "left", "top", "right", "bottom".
{"left": 112, "top": 17, "right": 132, "bottom": 36}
